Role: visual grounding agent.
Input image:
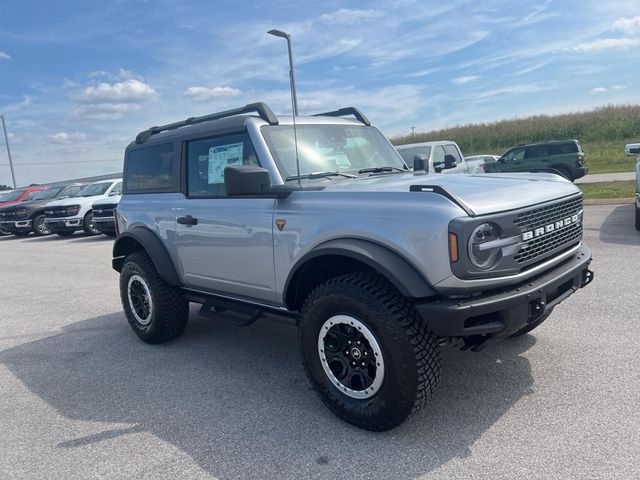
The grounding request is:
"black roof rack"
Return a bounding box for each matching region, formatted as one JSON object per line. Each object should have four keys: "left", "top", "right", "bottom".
{"left": 135, "top": 102, "right": 279, "bottom": 144}
{"left": 313, "top": 107, "right": 371, "bottom": 126}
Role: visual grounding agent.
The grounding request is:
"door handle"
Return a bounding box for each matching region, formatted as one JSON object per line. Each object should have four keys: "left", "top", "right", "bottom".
{"left": 177, "top": 215, "right": 198, "bottom": 225}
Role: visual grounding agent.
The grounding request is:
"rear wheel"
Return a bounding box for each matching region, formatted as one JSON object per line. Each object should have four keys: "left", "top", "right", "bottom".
{"left": 83, "top": 211, "right": 100, "bottom": 235}
{"left": 298, "top": 271, "right": 441, "bottom": 431}
{"left": 120, "top": 251, "right": 189, "bottom": 344}
{"left": 32, "top": 214, "right": 51, "bottom": 236}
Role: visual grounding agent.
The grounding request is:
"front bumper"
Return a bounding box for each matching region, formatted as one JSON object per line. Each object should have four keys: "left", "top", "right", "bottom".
{"left": 45, "top": 216, "right": 83, "bottom": 232}
{"left": 0, "top": 220, "right": 32, "bottom": 232}
{"left": 416, "top": 244, "right": 593, "bottom": 345}
{"left": 93, "top": 217, "right": 115, "bottom": 233}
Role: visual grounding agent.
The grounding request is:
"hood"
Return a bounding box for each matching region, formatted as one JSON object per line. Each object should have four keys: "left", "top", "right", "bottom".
{"left": 92, "top": 195, "right": 121, "bottom": 207}
{"left": 320, "top": 172, "right": 580, "bottom": 216}
{"left": 45, "top": 194, "right": 106, "bottom": 208}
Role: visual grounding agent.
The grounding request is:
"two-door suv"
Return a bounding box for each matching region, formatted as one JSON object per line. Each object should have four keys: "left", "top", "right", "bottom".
{"left": 113, "top": 103, "right": 594, "bottom": 431}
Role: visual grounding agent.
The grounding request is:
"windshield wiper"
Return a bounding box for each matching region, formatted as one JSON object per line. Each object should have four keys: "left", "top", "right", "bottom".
{"left": 358, "top": 166, "right": 407, "bottom": 174}
{"left": 285, "top": 171, "right": 357, "bottom": 181}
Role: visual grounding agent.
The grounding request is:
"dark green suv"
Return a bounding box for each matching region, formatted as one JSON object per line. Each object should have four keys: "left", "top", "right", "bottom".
{"left": 487, "top": 140, "right": 587, "bottom": 181}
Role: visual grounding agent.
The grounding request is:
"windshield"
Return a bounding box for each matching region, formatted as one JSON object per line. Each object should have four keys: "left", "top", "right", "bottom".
{"left": 0, "top": 189, "right": 27, "bottom": 201}
{"left": 32, "top": 187, "right": 63, "bottom": 200}
{"left": 262, "top": 125, "right": 407, "bottom": 179}
{"left": 77, "top": 182, "right": 112, "bottom": 197}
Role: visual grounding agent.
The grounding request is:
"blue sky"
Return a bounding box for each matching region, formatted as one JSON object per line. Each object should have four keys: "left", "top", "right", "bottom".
{"left": 1, "top": 0, "right": 639, "bottom": 186}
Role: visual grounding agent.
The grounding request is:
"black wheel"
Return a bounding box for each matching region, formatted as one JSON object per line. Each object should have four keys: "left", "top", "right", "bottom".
{"left": 56, "top": 231, "right": 75, "bottom": 237}
{"left": 553, "top": 166, "right": 573, "bottom": 182}
{"left": 120, "top": 251, "right": 189, "bottom": 344}
{"left": 32, "top": 214, "right": 51, "bottom": 236}
{"left": 13, "top": 231, "right": 30, "bottom": 237}
{"left": 509, "top": 307, "right": 555, "bottom": 337}
{"left": 635, "top": 204, "right": 640, "bottom": 231}
{"left": 83, "top": 211, "right": 100, "bottom": 235}
{"left": 298, "top": 271, "right": 441, "bottom": 431}
{"left": 0, "top": 226, "right": 10, "bottom": 236}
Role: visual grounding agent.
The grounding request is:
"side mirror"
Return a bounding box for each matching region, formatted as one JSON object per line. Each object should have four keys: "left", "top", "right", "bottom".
{"left": 224, "top": 165, "right": 297, "bottom": 198}
{"left": 413, "top": 154, "right": 428, "bottom": 171}
{"left": 625, "top": 143, "right": 640, "bottom": 156}
{"left": 444, "top": 154, "right": 457, "bottom": 169}
{"left": 109, "top": 191, "right": 119, "bottom": 196}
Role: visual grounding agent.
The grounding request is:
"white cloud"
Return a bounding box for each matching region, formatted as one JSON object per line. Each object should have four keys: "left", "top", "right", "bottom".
{"left": 78, "top": 78, "right": 156, "bottom": 104}
{"left": 183, "top": 86, "right": 242, "bottom": 101}
{"left": 49, "top": 131, "right": 88, "bottom": 143}
{"left": 610, "top": 84, "right": 629, "bottom": 90}
{"left": 613, "top": 15, "right": 640, "bottom": 35}
{"left": 569, "top": 37, "right": 640, "bottom": 53}
{"left": 588, "top": 84, "right": 629, "bottom": 95}
{"left": 452, "top": 75, "right": 480, "bottom": 85}
{"left": 320, "top": 9, "right": 382, "bottom": 25}
{"left": 0, "top": 51, "right": 11, "bottom": 61}
{"left": 589, "top": 87, "right": 607, "bottom": 95}
{"left": 72, "top": 103, "right": 142, "bottom": 120}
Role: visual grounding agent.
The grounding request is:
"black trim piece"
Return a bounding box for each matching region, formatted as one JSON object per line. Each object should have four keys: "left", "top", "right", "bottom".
{"left": 284, "top": 238, "right": 436, "bottom": 306}
{"left": 135, "top": 102, "right": 279, "bottom": 144}
{"left": 112, "top": 228, "right": 181, "bottom": 285}
{"left": 409, "top": 184, "right": 475, "bottom": 217}
{"left": 313, "top": 107, "right": 371, "bottom": 126}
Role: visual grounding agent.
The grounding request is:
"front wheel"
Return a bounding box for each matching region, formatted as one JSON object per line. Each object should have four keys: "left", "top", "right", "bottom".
{"left": 120, "top": 251, "right": 189, "bottom": 344}
{"left": 298, "top": 271, "right": 441, "bottom": 431}
{"left": 32, "top": 214, "right": 51, "bottom": 236}
{"left": 83, "top": 211, "right": 101, "bottom": 235}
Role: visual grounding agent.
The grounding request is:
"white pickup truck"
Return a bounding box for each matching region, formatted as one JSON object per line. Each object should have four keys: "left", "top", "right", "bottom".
{"left": 395, "top": 140, "right": 489, "bottom": 174}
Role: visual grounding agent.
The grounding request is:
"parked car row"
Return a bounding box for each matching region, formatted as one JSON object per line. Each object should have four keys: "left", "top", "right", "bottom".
{"left": 394, "top": 138, "right": 588, "bottom": 182}
{"left": 0, "top": 178, "right": 122, "bottom": 238}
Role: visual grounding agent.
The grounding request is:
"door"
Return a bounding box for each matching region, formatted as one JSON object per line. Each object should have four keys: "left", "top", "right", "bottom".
{"left": 523, "top": 145, "right": 548, "bottom": 171}
{"left": 175, "top": 132, "right": 277, "bottom": 303}
{"left": 501, "top": 147, "right": 526, "bottom": 172}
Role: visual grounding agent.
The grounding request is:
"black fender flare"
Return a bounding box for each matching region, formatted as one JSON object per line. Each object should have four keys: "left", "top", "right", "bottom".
{"left": 112, "top": 227, "right": 181, "bottom": 286}
{"left": 284, "top": 238, "right": 436, "bottom": 303}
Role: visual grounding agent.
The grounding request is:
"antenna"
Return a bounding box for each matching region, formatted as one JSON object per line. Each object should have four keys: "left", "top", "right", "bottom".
{"left": 268, "top": 29, "right": 302, "bottom": 187}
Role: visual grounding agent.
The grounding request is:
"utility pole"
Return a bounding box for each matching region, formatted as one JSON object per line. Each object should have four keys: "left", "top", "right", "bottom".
{"left": 1, "top": 114, "right": 17, "bottom": 189}
{"left": 411, "top": 126, "right": 416, "bottom": 137}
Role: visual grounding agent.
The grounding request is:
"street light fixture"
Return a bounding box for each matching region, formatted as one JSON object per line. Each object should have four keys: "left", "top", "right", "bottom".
{"left": 267, "top": 29, "right": 299, "bottom": 116}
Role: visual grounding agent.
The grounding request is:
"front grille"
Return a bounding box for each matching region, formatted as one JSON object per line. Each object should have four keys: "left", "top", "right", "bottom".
{"left": 0, "top": 209, "right": 16, "bottom": 219}
{"left": 92, "top": 204, "right": 117, "bottom": 218}
{"left": 513, "top": 195, "right": 583, "bottom": 264}
{"left": 45, "top": 206, "right": 69, "bottom": 218}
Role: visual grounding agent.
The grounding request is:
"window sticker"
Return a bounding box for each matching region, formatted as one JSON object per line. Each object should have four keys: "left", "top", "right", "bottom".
{"left": 208, "top": 142, "right": 244, "bottom": 184}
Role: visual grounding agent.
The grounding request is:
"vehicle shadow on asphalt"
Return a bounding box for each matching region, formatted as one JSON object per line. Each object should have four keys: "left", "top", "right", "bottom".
{"left": 0, "top": 312, "right": 536, "bottom": 479}
{"left": 598, "top": 204, "right": 640, "bottom": 246}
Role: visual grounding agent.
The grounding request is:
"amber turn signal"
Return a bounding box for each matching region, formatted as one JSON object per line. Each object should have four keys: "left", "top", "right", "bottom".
{"left": 449, "top": 233, "right": 459, "bottom": 263}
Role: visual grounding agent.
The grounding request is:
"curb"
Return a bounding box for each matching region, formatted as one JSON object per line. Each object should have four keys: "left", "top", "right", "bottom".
{"left": 583, "top": 198, "right": 634, "bottom": 205}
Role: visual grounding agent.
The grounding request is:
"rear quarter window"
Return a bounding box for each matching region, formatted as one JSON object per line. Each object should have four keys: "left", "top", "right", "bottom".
{"left": 548, "top": 142, "right": 579, "bottom": 155}
{"left": 124, "top": 142, "right": 178, "bottom": 193}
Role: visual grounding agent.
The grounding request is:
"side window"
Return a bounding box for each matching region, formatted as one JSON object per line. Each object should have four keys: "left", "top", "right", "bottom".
{"left": 110, "top": 182, "right": 122, "bottom": 195}
{"left": 125, "top": 142, "right": 175, "bottom": 192}
{"left": 504, "top": 148, "right": 525, "bottom": 162}
{"left": 443, "top": 144, "right": 462, "bottom": 163}
{"left": 524, "top": 145, "right": 547, "bottom": 159}
{"left": 397, "top": 146, "right": 431, "bottom": 164}
{"left": 433, "top": 146, "right": 445, "bottom": 164}
{"left": 65, "top": 186, "right": 82, "bottom": 197}
{"left": 186, "top": 132, "right": 259, "bottom": 197}
{"left": 24, "top": 191, "right": 40, "bottom": 200}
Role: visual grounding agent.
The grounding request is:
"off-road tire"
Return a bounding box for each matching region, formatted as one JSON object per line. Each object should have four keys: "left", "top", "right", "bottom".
{"left": 56, "top": 231, "right": 74, "bottom": 237}
{"left": 83, "top": 211, "right": 101, "bottom": 236}
{"left": 32, "top": 214, "right": 51, "bottom": 236}
{"left": 298, "top": 271, "right": 441, "bottom": 431}
{"left": 120, "top": 251, "right": 189, "bottom": 344}
{"left": 509, "top": 307, "right": 555, "bottom": 337}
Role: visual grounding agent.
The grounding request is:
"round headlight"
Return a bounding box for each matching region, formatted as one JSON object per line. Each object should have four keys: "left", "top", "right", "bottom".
{"left": 468, "top": 222, "right": 502, "bottom": 269}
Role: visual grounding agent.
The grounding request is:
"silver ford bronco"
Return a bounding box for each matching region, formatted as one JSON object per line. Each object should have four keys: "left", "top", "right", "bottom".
{"left": 112, "top": 103, "right": 594, "bottom": 431}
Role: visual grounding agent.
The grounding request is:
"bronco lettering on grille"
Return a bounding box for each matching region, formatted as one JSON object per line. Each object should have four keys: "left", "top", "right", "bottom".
{"left": 521, "top": 214, "right": 580, "bottom": 241}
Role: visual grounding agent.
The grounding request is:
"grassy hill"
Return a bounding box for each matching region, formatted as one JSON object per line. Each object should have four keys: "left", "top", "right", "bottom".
{"left": 391, "top": 104, "right": 640, "bottom": 174}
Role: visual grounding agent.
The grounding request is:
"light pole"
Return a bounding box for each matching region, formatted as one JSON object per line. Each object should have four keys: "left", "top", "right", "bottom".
{"left": 267, "top": 29, "right": 299, "bottom": 116}
{"left": 1, "top": 114, "right": 17, "bottom": 188}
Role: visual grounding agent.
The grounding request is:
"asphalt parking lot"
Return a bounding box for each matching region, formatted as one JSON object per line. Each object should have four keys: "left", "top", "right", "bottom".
{"left": 1, "top": 204, "right": 639, "bottom": 480}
